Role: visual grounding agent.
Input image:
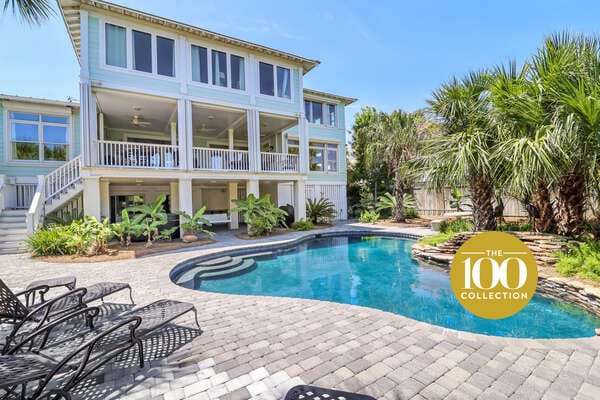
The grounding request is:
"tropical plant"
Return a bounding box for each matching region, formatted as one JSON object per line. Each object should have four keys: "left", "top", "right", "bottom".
{"left": 424, "top": 71, "right": 498, "bottom": 231}
{"left": 44, "top": 209, "right": 84, "bottom": 226}
{"left": 291, "top": 219, "right": 314, "bottom": 231}
{"left": 25, "top": 225, "right": 77, "bottom": 256}
{"left": 125, "top": 194, "right": 172, "bottom": 247}
{"left": 365, "top": 109, "right": 426, "bottom": 222}
{"left": 376, "top": 192, "right": 419, "bottom": 218}
{"left": 174, "top": 207, "right": 215, "bottom": 237}
{"left": 231, "top": 194, "right": 287, "bottom": 236}
{"left": 555, "top": 241, "right": 600, "bottom": 281}
{"left": 81, "top": 216, "right": 115, "bottom": 255}
{"left": 447, "top": 187, "right": 471, "bottom": 212}
{"left": 359, "top": 210, "right": 380, "bottom": 224}
{"left": 438, "top": 218, "right": 474, "bottom": 234}
{"left": 2, "top": 0, "right": 54, "bottom": 24}
{"left": 306, "top": 197, "right": 337, "bottom": 224}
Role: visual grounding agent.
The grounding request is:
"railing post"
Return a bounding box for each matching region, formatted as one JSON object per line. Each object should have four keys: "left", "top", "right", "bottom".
{"left": 0, "top": 174, "right": 5, "bottom": 211}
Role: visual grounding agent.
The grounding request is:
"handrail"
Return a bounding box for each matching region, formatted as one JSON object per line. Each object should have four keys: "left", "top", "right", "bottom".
{"left": 192, "top": 147, "right": 249, "bottom": 171}
{"left": 96, "top": 140, "right": 179, "bottom": 169}
{"left": 45, "top": 155, "right": 82, "bottom": 201}
{"left": 260, "top": 152, "right": 299, "bottom": 173}
{"left": 26, "top": 175, "right": 46, "bottom": 234}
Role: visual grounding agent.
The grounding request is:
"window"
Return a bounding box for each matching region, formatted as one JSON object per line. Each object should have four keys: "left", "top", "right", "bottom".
{"left": 156, "top": 36, "right": 175, "bottom": 77}
{"left": 191, "top": 45, "right": 208, "bottom": 83}
{"left": 309, "top": 141, "right": 337, "bottom": 172}
{"left": 259, "top": 62, "right": 274, "bottom": 96}
{"left": 305, "top": 101, "right": 323, "bottom": 124}
{"left": 328, "top": 104, "right": 336, "bottom": 126}
{"left": 277, "top": 66, "right": 291, "bottom": 99}
{"left": 212, "top": 50, "right": 227, "bottom": 87}
{"left": 9, "top": 112, "right": 69, "bottom": 162}
{"left": 230, "top": 54, "right": 245, "bottom": 90}
{"left": 105, "top": 23, "right": 126, "bottom": 68}
{"left": 132, "top": 30, "right": 152, "bottom": 72}
{"left": 287, "top": 139, "right": 299, "bottom": 155}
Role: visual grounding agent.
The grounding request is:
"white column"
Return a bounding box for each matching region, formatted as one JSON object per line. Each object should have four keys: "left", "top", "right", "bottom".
{"left": 79, "top": 81, "right": 92, "bottom": 167}
{"left": 228, "top": 182, "right": 239, "bottom": 229}
{"left": 298, "top": 114, "right": 308, "bottom": 174}
{"left": 89, "top": 93, "right": 98, "bottom": 166}
{"left": 177, "top": 99, "right": 187, "bottom": 169}
{"left": 83, "top": 176, "right": 101, "bottom": 219}
{"left": 170, "top": 121, "right": 177, "bottom": 146}
{"left": 98, "top": 112, "right": 104, "bottom": 165}
{"left": 247, "top": 179, "right": 259, "bottom": 198}
{"left": 0, "top": 174, "right": 5, "bottom": 211}
{"left": 100, "top": 180, "right": 110, "bottom": 220}
{"left": 247, "top": 109, "right": 260, "bottom": 172}
{"left": 228, "top": 128, "right": 234, "bottom": 150}
{"left": 185, "top": 100, "right": 194, "bottom": 170}
{"left": 294, "top": 179, "right": 307, "bottom": 221}
{"left": 170, "top": 181, "right": 179, "bottom": 212}
{"left": 178, "top": 177, "right": 193, "bottom": 238}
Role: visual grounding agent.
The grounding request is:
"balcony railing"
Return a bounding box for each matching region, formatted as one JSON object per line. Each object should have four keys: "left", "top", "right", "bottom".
{"left": 193, "top": 147, "right": 249, "bottom": 171}
{"left": 260, "top": 152, "right": 299, "bottom": 173}
{"left": 96, "top": 140, "right": 180, "bottom": 169}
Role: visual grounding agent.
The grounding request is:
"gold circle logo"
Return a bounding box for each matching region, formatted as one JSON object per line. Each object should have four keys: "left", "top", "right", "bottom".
{"left": 449, "top": 231, "right": 538, "bottom": 319}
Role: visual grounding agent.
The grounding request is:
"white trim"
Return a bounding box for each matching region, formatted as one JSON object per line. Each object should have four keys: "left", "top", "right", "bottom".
{"left": 256, "top": 58, "right": 295, "bottom": 103}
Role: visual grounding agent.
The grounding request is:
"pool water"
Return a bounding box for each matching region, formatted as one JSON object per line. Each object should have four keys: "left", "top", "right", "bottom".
{"left": 194, "top": 236, "right": 600, "bottom": 338}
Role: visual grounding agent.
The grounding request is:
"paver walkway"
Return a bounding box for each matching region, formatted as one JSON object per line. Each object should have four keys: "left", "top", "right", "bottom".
{"left": 2, "top": 222, "right": 599, "bottom": 399}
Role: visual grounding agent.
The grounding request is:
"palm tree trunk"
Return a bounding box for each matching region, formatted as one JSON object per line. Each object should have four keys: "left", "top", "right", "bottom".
{"left": 393, "top": 169, "right": 406, "bottom": 223}
{"left": 470, "top": 176, "right": 496, "bottom": 231}
{"left": 533, "top": 181, "right": 556, "bottom": 233}
{"left": 556, "top": 171, "right": 586, "bottom": 236}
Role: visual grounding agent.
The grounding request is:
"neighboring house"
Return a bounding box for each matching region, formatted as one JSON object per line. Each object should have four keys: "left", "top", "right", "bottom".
{"left": 0, "top": 0, "right": 355, "bottom": 252}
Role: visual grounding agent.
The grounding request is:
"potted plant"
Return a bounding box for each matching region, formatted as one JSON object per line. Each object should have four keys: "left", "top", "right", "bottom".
{"left": 175, "top": 206, "right": 215, "bottom": 242}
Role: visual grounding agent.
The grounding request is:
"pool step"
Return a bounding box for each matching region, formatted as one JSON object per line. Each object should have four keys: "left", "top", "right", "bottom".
{"left": 198, "top": 259, "right": 256, "bottom": 280}
{"left": 197, "top": 256, "right": 233, "bottom": 267}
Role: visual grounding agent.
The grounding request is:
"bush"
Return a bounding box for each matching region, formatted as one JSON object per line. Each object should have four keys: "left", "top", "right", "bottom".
{"left": 25, "top": 225, "right": 78, "bottom": 256}
{"left": 291, "top": 219, "right": 314, "bottom": 231}
{"left": 555, "top": 241, "right": 600, "bottom": 281}
{"left": 359, "top": 210, "right": 380, "bottom": 224}
{"left": 232, "top": 194, "right": 287, "bottom": 236}
{"left": 439, "top": 218, "right": 473, "bottom": 234}
{"left": 306, "top": 198, "right": 337, "bottom": 224}
{"left": 376, "top": 192, "right": 419, "bottom": 219}
{"left": 405, "top": 208, "right": 419, "bottom": 219}
{"left": 418, "top": 232, "right": 455, "bottom": 246}
{"left": 496, "top": 221, "right": 532, "bottom": 232}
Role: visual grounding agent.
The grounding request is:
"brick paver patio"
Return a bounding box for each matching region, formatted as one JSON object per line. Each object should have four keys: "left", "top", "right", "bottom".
{"left": 2, "top": 223, "right": 599, "bottom": 399}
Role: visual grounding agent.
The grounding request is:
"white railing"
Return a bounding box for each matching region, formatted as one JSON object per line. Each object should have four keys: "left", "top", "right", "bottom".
{"left": 260, "top": 152, "right": 299, "bottom": 173}
{"left": 45, "top": 156, "right": 82, "bottom": 201}
{"left": 16, "top": 183, "right": 37, "bottom": 209}
{"left": 0, "top": 175, "right": 5, "bottom": 211}
{"left": 193, "top": 147, "right": 249, "bottom": 171}
{"left": 26, "top": 175, "right": 45, "bottom": 234}
{"left": 96, "top": 140, "right": 180, "bottom": 169}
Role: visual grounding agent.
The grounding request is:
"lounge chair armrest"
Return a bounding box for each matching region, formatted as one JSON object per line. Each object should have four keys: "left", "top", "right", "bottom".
{"left": 14, "top": 284, "right": 50, "bottom": 307}
{"left": 4, "top": 306, "right": 101, "bottom": 355}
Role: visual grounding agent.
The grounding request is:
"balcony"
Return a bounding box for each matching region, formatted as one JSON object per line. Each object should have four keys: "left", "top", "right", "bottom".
{"left": 96, "top": 140, "right": 180, "bottom": 169}
{"left": 193, "top": 148, "right": 249, "bottom": 171}
{"left": 260, "top": 152, "right": 299, "bottom": 173}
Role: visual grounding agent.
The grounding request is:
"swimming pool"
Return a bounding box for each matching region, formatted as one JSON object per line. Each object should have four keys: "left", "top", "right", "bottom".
{"left": 174, "top": 235, "right": 600, "bottom": 338}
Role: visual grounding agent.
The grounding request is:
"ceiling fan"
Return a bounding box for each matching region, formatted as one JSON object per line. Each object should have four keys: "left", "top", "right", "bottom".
{"left": 196, "top": 123, "right": 216, "bottom": 133}
{"left": 130, "top": 106, "right": 151, "bottom": 127}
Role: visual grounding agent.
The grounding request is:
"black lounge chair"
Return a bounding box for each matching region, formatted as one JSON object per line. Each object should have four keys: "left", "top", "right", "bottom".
{"left": 285, "top": 385, "right": 376, "bottom": 400}
{"left": 0, "top": 278, "right": 134, "bottom": 326}
{"left": 0, "top": 300, "right": 199, "bottom": 400}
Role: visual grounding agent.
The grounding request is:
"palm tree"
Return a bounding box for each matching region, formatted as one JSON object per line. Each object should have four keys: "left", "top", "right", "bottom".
{"left": 489, "top": 61, "right": 561, "bottom": 233}
{"left": 3, "top": 0, "right": 53, "bottom": 24}
{"left": 424, "top": 71, "right": 498, "bottom": 231}
{"left": 365, "top": 110, "right": 424, "bottom": 222}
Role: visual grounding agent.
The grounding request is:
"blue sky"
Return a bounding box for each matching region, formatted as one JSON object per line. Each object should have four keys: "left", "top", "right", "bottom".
{"left": 1, "top": 0, "right": 600, "bottom": 132}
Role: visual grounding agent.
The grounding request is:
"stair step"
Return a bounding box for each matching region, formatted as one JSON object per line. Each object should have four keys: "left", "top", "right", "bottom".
{"left": 198, "top": 259, "right": 256, "bottom": 280}
{"left": 0, "top": 237, "right": 27, "bottom": 244}
{"left": 1, "top": 210, "right": 27, "bottom": 217}
{"left": 0, "top": 222, "right": 27, "bottom": 229}
{"left": 177, "top": 257, "right": 242, "bottom": 285}
{"left": 197, "top": 256, "right": 233, "bottom": 267}
{"left": 0, "top": 216, "right": 26, "bottom": 223}
{"left": 0, "top": 229, "right": 27, "bottom": 236}
{"left": 197, "top": 257, "right": 243, "bottom": 272}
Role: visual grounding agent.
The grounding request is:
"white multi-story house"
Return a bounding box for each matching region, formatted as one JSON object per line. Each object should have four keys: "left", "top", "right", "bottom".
{"left": 0, "top": 0, "right": 355, "bottom": 253}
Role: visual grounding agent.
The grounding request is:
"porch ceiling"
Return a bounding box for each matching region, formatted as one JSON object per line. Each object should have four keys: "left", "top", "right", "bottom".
{"left": 192, "top": 104, "right": 247, "bottom": 140}
{"left": 96, "top": 90, "right": 176, "bottom": 133}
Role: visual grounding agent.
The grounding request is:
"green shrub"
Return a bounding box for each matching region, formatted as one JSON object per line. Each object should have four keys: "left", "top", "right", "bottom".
{"left": 496, "top": 221, "right": 532, "bottom": 232}
{"left": 418, "top": 232, "right": 455, "bottom": 246}
{"left": 359, "top": 210, "right": 380, "bottom": 224}
{"left": 405, "top": 208, "right": 419, "bottom": 219}
{"left": 125, "top": 194, "right": 176, "bottom": 247}
{"left": 306, "top": 198, "right": 337, "bottom": 224}
{"left": 291, "top": 219, "right": 314, "bottom": 231}
{"left": 232, "top": 194, "right": 287, "bottom": 236}
{"left": 555, "top": 241, "right": 600, "bottom": 281}
{"left": 25, "top": 225, "right": 78, "bottom": 256}
{"left": 439, "top": 218, "right": 473, "bottom": 234}
{"left": 376, "top": 192, "right": 419, "bottom": 219}
{"left": 175, "top": 206, "right": 215, "bottom": 237}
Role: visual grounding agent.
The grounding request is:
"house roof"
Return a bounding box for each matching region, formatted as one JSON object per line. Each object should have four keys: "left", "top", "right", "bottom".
{"left": 57, "top": 0, "right": 321, "bottom": 74}
{"left": 303, "top": 88, "right": 357, "bottom": 105}
{"left": 0, "top": 93, "right": 80, "bottom": 108}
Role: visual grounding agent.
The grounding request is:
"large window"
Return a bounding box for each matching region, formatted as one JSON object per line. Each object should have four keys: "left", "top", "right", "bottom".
{"left": 132, "top": 30, "right": 152, "bottom": 73}
{"left": 191, "top": 45, "right": 208, "bottom": 83}
{"left": 212, "top": 50, "right": 227, "bottom": 87}
{"left": 231, "top": 55, "right": 245, "bottom": 90}
{"left": 156, "top": 36, "right": 175, "bottom": 77}
{"left": 259, "top": 62, "right": 274, "bottom": 96}
{"left": 287, "top": 139, "right": 299, "bottom": 155}
{"left": 105, "top": 23, "right": 126, "bottom": 68}
{"left": 305, "top": 101, "right": 337, "bottom": 126}
{"left": 277, "top": 66, "right": 291, "bottom": 99}
{"left": 309, "top": 141, "right": 337, "bottom": 172}
{"left": 9, "top": 112, "right": 69, "bottom": 162}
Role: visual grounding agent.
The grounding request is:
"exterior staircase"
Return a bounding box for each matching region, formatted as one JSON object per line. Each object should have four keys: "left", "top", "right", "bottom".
{"left": 0, "top": 209, "right": 28, "bottom": 254}
{"left": 176, "top": 255, "right": 258, "bottom": 288}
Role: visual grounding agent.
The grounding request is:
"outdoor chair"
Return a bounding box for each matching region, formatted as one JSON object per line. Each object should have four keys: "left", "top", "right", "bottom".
{"left": 285, "top": 385, "right": 376, "bottom": 400}
{"left": 0, "top": 299, "right": 199, "bottom": 400}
